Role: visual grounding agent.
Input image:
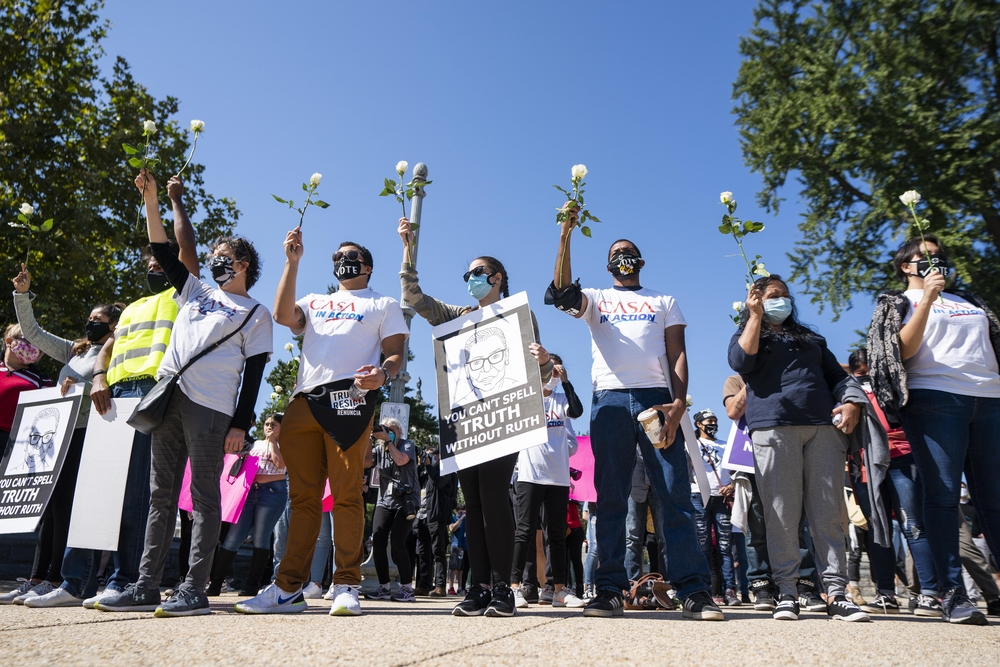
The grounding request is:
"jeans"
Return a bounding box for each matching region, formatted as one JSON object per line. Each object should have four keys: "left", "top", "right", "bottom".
{"left": 310, "top": 511, "right": 336, "bottom": 584}
{"left": 692, "top": 494, "right": 736, "bottom": 591}
{"left": 731, "top": 530, "right": 750, "bottom": 595}
{"left": 272, "top": 490, "right": 291, "bottom": 581}
{"left": 625, "top": 496, "right": 667, "bottom": 581}
{"left": 31, "top": 427, "right": 87, "bottom": 582}
{"left": 222, "top": 480, "right": 288, "bottom": 551}
{"left": 900, "top": 389, "right": 1000, "bottom": 591}
{"left": 590, "top": 388, "right": 711, "bottom": 598}
{"left": 584, "top": 513, "right": 598, "bottom": 586}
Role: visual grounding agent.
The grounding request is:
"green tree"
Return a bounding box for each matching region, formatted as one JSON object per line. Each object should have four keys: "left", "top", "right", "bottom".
{"left": 733, "top": 0, "right": 1000, "bottom": 317}
{"left": 1, "top": 0, "right": 238, "bottom": 372}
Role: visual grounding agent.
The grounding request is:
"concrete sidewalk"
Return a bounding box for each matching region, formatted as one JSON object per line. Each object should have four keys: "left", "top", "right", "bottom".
{"left": 1, "top": 594, "right": 997, "bottom": 667}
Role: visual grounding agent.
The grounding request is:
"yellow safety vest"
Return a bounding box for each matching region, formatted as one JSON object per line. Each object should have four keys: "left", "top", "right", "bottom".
{"left": 107, "top": 289, "right": 179, "bottom": 385}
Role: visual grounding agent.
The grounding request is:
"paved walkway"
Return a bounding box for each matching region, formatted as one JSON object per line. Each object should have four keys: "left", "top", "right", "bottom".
{"left": 1, "top": 594, "right": 997, "bottom": 666}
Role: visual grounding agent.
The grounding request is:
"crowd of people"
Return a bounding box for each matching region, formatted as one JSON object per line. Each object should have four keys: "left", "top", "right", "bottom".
{"left": 1, "top": 171, "right": 998, "bottom": 627}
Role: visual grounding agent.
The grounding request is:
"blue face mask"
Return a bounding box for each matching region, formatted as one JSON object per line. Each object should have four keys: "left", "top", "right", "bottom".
{"left": 467, "top": 273, "right": 493, "bottom": 300}
{"left": 763, "top": 297, "right": 792, "bottom": 324}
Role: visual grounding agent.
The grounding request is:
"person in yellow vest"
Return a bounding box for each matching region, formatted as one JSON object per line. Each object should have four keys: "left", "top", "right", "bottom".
{"left": 70, "top": 177, "right": 201, "bottom": 610}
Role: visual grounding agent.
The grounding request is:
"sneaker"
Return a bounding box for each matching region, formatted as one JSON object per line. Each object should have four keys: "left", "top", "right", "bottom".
{"left": 987, "top": 598, "right": 1000, "bottom": 617}
{"left": 847, "top": 582, "right": 867, "bottom": 606}
{"left": 1, "top": 579, "right": 35, "bottom": 605}
{"left": 484, "top": 584, "right": 516, "bottom": 617}
{"left": 521, "top": 583, "right": 539, "bottom": 603}
{"left": 391, "top": 585, "right": 416, "bottom": 602}
{"left": 741, "top": 592, "right": 752, "bottom": 604}
{"left": 583, "top": 584, "right": 596, "bottom": 600}
{"left": 24, "top": 586, "right": 84, "bottom": 608}
{"left": 538, "top": 584, "right": 554, "bottom": 605}
{"left": 456, "top": 587, "right": 467, "bottom": 597}
{"left": 682, "top": 591, "right": 725, "bottom": 621}
{"left": 233, "top": 583, "right": 307, "bottom": 615}
{"left": 798, "top": 589, "right": 827, "bottom": 612}
{"left": 860, "top": 593, "right": 900, "bottom": 615}
{"left": 773, "top": 595, "right": 800, "bottom": 620}
{"left": 553, "top": 588, "right": 586, "bottom": 608}
{"left": 13, "top": 580, "right": 54, "bottom": 605}
{"left": 447, "top": 586, "right": 456, "bottom": 596}
{"left": 302, "top": 582, "right": 323, "bottom": 599}
{"left": 323, "top": 584, "right": 337, "bottom": 601}
{"left": 154, "top": 586, "right": 210, "bottom": 618}
{"left": 364, "top": 584, "right": 392, "bottom": 601}
{"left": 413, "top": 585, "right": 431, "bottom": 597}
{"left": 429, "top": 586, "right": 447, "bottom": 598}
{"left": 94, "top": 583, "right": 161, "bottom": 612}
{"left": 941, "top": 588, "right": 987, "bottom": 625}
{"left": 724, "top": 588, "right": 742, "bottom": 607}
{"left": 712, "top": 594, "right": 726, "bottom": 607}
{"left": 582, "top": 589, "right": 625, "bottom": 618}
{"left": 513, "top": 587, "right": 529, "bottom": 608}
{"left": 84, "top": 589, "right": 118, "bottom": 609}
{"left": 915, "top": 594, "right": 943, "bottom": 617}
{"left": 827, "top": 595, "right": 870, "bottom": 622}
{"left": 453, "top": 586, "right": 492, "bottom": 617}
{"left": 753, "top": 588, "right": 776, "bottom": 612}
{"left": 330, "top": 584, "right": 362, "bottom": 616}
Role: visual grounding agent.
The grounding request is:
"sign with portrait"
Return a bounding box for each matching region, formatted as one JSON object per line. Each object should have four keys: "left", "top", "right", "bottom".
{"left": 432, "top": 291, "right": 547, "bottom": 474}
{"left": 0, "top": 386, "right": 83, "bottom": 534}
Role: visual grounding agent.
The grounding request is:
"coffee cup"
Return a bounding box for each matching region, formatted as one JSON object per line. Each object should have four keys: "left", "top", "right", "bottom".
{"left": 637, "top": 408, "right": 669, "bottom": 449}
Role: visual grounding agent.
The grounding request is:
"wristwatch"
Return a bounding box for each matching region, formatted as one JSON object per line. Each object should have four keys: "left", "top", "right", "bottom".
{"left": 380, "top": 367, "right": 394, "bottom": 387}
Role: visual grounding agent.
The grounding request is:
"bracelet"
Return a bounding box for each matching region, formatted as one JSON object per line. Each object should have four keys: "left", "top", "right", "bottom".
{"left": 92, "top": 369, "right": 107, "bottom": 377}
{"left": 380, "top": 367, "right": 394, "bottom": 387}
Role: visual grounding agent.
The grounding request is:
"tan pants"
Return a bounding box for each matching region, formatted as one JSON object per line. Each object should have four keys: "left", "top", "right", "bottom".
{"left": 276, "top": 396, "right": 370, "bottom": 590}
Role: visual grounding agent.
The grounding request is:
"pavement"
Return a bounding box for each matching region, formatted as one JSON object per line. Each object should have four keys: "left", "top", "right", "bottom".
{"left": 2, "top": 592, "right": 998, "bottom": 667}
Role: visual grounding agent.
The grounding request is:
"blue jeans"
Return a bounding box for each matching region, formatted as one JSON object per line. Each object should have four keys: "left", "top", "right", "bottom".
{"left": 900, "top": 388, "right": 1000, "bottom": 591}
{"left": 222, "top": 479, "right": 288, "bottom": 551}
{"left": 885, "top": 454, "right": 938, "bottom": 595}
{"left": 59, "top": 378, "right": 156, "bottom": 597}
{"left": 310, "top": 511, "right": 336, "bottom": 584}
{"left": 584, "top": 512, "right": 598, "bottom": 586}
{"left": 692, "top": 494, "right": 736, "bottom": 591}
{"left": 271, "top": 485, "right": 291, "bottom": 580}
{"left": 731, "top": 530, "right": 749, "bottom": 595}
{"left": 625, "top": 495, "right": 667, "bottom": 581}
{"left": 590, "top": 388, "right": 711, "bottom": 598}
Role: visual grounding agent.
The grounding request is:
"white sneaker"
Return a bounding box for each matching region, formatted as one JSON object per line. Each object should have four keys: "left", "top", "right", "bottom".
{"left": 330, "top": 584, "right": 362, "bottom": 616}
{"left": 302, "top": 582, "right": 323, "bottom": 599}
{"left": 233, "top": 583, "right": 307, "bottom": 614}
{"left": 553, "top": 588, "right": 586, "bottom": 608}
{"left": 323, "top": 584, "right": 336, "bottom": 601}
{"left": 24, "top": 586, "right": 83, "bottom": 608}
{"left": 0, "top": 579, "right": 34, "bottom": 604}
{"left": 83, "top": 589, "right": 116, "bottom": 609}
{"left": 14, "top": 580, "right": 54, "bottom": 605}
{"left": 513, "top": 587, "right": 529, "bottom": 608}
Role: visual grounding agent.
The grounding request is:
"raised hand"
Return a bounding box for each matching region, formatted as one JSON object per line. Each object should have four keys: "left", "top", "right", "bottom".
{"left": 12, "top": 263, "right": 31, "bottom": 293}
{"left": 284, "top": 227, "right": 304, "bottom": 262}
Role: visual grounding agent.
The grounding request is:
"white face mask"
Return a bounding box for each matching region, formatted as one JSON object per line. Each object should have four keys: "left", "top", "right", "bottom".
{"left": 543, "top": 375, "right": 560, "bottom": 391}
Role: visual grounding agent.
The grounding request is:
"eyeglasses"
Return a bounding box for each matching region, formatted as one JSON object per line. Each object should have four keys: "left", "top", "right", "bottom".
{"left": 28, "top": 430, "right": 55, "bottom": 446}
{"left": 463, "top": 266, "right": 495, "bottom": 282}
{"left": 466, "top": 348, "right": 506, "bottom": 371}
{"left": 334, "top": 250, "right": 363, "bottom": 263}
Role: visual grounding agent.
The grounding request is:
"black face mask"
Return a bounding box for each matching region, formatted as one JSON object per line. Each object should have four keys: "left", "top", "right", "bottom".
{"left": 703, "top": 424, "right": 718, "bottom": 439}
{"left": 85, "top": 320, "right": 111, "bottom": 342}
{"left": 608, "top": 252, "right": 641, "bottom": 279}
{"left": 910, "top": 254, "right": 949, "bottom": 279}
{"left": 335, "top": 258, "right": 363, "bottom": 281}
{"left": 147, "top": 271, "right": 171, "bottom": 294}
{"left": 855, "top": 375, "right": 872, "bottom": 388}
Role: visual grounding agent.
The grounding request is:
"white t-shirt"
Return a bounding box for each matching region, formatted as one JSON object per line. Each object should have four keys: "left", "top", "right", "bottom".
{"left": 691, "top": 438, "right": 730, "bottom": 496}
{"left": 517, "top": 391, "right": 578, "bottom": 487}
{"left": 581, "top": 286, "right": 686, "bottom": 390}
{"left": 293, "top": 289, "right": 410, "bottom": 394}
{"left": 158, "top": 274, "right": 273, "bottom": 416}
{"left": 902, "top": 290, "right": 1000, "bottom": 398}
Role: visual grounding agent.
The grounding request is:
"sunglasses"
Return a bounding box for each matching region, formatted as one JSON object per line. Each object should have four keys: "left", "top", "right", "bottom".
{"left": 463, "top": 266, "right": 496, "bottom": 282}
{"left": 333, "top": 250, "right": 364, "bottom": 263}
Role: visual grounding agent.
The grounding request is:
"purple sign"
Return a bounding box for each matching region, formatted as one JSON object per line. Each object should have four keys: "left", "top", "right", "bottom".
{"left": 721, "top": 416, "right": 755, "bottom": 473}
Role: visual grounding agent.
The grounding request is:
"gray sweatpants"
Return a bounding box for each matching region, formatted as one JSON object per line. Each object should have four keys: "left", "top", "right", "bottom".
{"left": 752, "top": 424, "right": 849, "bottom": 599}
{"left": 137, "top": 389, "right": 230, "bottom": 591}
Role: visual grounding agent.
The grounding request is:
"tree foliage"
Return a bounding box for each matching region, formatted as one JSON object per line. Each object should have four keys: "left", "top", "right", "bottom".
{"left": 734, "top": 0, "right": 1000, "bottom": 317}
{"left": 1, "top": 0, "right": 239, "bottom": 371}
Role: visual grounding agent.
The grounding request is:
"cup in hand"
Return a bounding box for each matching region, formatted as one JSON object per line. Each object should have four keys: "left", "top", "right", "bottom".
{"left": 638, "top": 408, "right": 669, "bottom": 449}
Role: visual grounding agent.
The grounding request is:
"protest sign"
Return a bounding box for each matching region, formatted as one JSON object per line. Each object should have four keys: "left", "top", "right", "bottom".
{"left": 568, "top": 435, "right": 596, "bottom": 503}
{"left": 432, "top": 291, "right": 547, "bottom": 474}
{"left": 680, "top": 410, "right": 712, "bottom": 505}
{"left": 0, "top": 386, "right": 83, "bottom": 534}
{"left": 178, "top": 452, "right": 259, "bottom": 523}
{"left": 379, "top": 401, "right": 410, "bottom": 435}
{"left": 721, "top": 416, "right": 755, "bottom": 474}
{"left": 66, "top": 397, "right": 141, "bottom": 550}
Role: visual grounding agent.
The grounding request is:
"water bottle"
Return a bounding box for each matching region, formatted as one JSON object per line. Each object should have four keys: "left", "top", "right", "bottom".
{"left": 347, "top": 381, "right": 366, "bottom": 403}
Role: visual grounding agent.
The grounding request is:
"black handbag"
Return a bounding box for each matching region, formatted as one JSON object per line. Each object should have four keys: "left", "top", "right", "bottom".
{"left": 127, "top": 304, "right": 260, "bottom": 434}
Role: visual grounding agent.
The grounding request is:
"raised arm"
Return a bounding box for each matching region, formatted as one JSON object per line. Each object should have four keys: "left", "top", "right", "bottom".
{"left": 12, "top": 265, "right": 74, "bottom": 364}
{"left": 549, "top": 210, "right": 589, "bottom": 319}
{"left": 899, "top": 270, "right": 946, "bottom": 360}
{"left": 167, "top": 176, "right": 200, "bottom": 278}
{"left": 138, "top": 169, "right": 168, "bottom": 245}
{"left": 274, "top": 227, "right": 305, "bottom": 330}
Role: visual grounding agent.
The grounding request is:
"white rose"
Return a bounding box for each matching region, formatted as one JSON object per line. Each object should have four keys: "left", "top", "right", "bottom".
{"left": 142, "top": 120, "right": 157, "bottom": 135}
{"left": 685, "top": 394, "right": 693, "bottom": 408}
{"left": 19, "top": 203, "right": 34, "bottom": 216}
{"left": 755, "top": 263, "right": 770, "bottom": 277}
{"left": 899, "top": 190, "right": 921, "bottom": 207}
{"left": 571, "top": 164, "right": 588, "bottom": 180}
{"left": 273, "top": 385, "right": 283, "bottom": 393}
{"left": 270, "top": 392, "right": 279, "bottom": 400}
{"left": 310, "top": 173, "right": 322, "bottom": 186}
{"left": 395, "top": 161, "right": 408, "bottom": 175}
{"left": 284, "top": 342, "right": 294, "bottom": 352}
{"left": 190, "top": 119, "right": 205, "bottom": 133}
{"left": 720, "top": 191, "right": 733, "bottom": 205}
{"left": 732, "top": 301, "right": 744, "bottom": 312}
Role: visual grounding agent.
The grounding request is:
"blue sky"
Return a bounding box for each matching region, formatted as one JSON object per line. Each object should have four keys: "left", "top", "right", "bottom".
{"left": 100, "top": 1, "right": 875, "bottom": 435}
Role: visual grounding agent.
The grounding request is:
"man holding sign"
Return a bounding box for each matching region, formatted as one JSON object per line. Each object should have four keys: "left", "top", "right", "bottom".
{"left": 545, "top": 212, "right": 721, "bottom": 621}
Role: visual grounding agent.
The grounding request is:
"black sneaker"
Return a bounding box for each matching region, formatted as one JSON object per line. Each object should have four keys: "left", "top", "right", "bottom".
{"left": 94, "top": 582, "right": 161, "bottom": 612}
{"left": 452, "top": 586, "right": 492, "bottom": 617}
{"left": 583, "top": 589, "right": 625, "bottom": 617}
{"left": 521, "top": 582, "right": 539, "bottom": 604}
{"left": 484, "top": 584, "right": 516, "bottom": 618}
{"left": 941, "top": 588, "right": 988, "bottom": 625}
{"left": 741, "top": 592, "right": 752, "bottom": 605}
{"left": 987, "top": 598, "right": 1000, "bottom": 617}
{"left": 827, "top": 595, "right": 870, "bottom": 622}
{"left": 913, "top": 594, "right": 943, "bottom": 618}
{"left": 773, "top": 595, "right": 799, "bottom": 621}
{"left": 154, "top": 586, "right": 210, "bottom": 618}
{"left": 860, "top": 593, "right": 900, "bottom": 615}
{"left": 753, "top": 587, "right": 776, "bottom": 612}
{"left": 682, "top": 590, "right": 725, "bottom": 621}
{"left": 798, "top": 589, "right": 827, "bottom": 612}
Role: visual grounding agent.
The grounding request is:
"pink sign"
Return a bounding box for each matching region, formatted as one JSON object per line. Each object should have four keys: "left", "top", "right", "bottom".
{"left": 568, "top": 435, "right": 596, "bottom": 502}
{"left": 178, "top": 453, "right": 259, "bottom": 523}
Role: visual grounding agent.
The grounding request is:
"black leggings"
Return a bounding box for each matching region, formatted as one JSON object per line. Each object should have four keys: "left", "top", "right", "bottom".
{"left": 372, "top": 505, "right": 415, "bottom": 585}
{"left": 511, "top": 481, "right": 568, "bottom": 585}
{"left": 566, "top": 526, "right": 585, "bottom": 597}
{"left": 457, "top": 453, "right": 517, "bottom": 587}
{"left": 31, "top": 427, "right": 86, "bottom": 582}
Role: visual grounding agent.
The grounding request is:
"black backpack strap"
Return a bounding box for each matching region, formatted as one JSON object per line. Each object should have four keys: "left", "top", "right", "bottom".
{"left": 176, "top": 304, "right": 261, "bottom": 377}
